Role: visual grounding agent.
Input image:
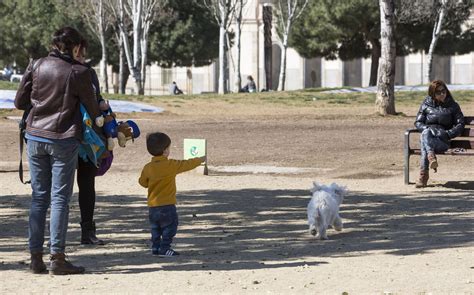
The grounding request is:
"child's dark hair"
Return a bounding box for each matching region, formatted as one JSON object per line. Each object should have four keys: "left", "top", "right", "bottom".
{"left": 146, "top": 132, "right": 171, "bottom": 156}
{"left": 51, "top": 27, "right": 85, "bottom": 56}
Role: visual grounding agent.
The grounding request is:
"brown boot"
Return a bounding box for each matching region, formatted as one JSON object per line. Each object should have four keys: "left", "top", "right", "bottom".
{"left": 49, "top": 253, "right": 85, "bottom": 275}
{"left": 30, "top": 252, "right": 47, "bottom": 274}
{"left": 428, "top": 152, "right": 438, "bottom": 172}
{"left": 415, "top": 169, "right": 429, "bottom": 188}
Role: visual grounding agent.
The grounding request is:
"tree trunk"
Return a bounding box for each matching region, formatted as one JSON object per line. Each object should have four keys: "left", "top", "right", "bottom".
{"left": 376, "top": 0, "right": 396, "bottom": 115}
{"left": 114, "top": 0, "right": 153, "bottom": 96}
{"left": 233, "top": 7, "right": 242, "bottom": 93}
{"left": 140, "top": 35, "right": 148, "bottom": 95}
{"left": 275, "top": 0, "right": 309, "bottom": 91}
{"left": 216, "top": 0, "right": 228, "bottom": 95}
{"left": 277, "top": 18, "right": 291, "bottom": 91}
{"left": 99, "top": 34, "right": 109, "bottom": 93}
{"left": 98, "top": 0, "right": 108, "bottom": 93}
{"left": 426, "top": 0, "right": 448, "bottom": 82}
{"left": 263, "top": 5, "right": 273, "bottom": 91}
{"left": 218, "top": 22, "right": 226, "bottom": 94}
{"left": 277, "top": 33, "right": 289, "bottom": 91}
{"left": 132, "top": 0, "right": 143, "bottom": 95}
{"left": 118, "top": 0, "right": 131, "bottom": 94}
{"left": 369, "top": 38, "right": 381, "bottom": 87}
{"left": 132, "top": 67, "right": 143, "bottom": 95}
{"left": 119, "top": 35, "right": 126, "bottom": 94}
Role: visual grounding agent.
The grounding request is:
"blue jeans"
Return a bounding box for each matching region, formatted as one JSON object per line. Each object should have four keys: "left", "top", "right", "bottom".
{"left": 149, "top": 205, "right": 179, "bottom": 253}
{"left": 419, "top": 129, "right": 449, "bottom": 170}
{"left": 27, "top": 140, "right": 79, "bottom": 254}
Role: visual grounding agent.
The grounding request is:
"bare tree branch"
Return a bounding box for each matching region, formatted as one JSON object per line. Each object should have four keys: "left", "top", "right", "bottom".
{"left": 275, "top": 0, "right": 309, "bottom": 91}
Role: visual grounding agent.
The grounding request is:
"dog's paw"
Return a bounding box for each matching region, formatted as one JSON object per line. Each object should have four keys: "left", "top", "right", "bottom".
{"left": 333, "top": 218, "right": 343, "bottom": 231}
{"left": 315, "top": 234, "right": 329, "bottom": 240}
{"left": 333, "top": 225, "right": 343, "bottom": 231}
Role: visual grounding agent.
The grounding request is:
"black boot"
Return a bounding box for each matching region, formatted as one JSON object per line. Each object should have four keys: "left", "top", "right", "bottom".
{"left": 30, "top": 252, "right": 47, "bottom": 274}
{"left": 80, "top": 221, "right": 105, "bottom": 245}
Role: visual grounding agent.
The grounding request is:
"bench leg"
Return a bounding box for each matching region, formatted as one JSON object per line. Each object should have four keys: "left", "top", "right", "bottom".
{"left": 404, "top": 132, "right": 411, "bottom": 185}
{"left": 404, "top": 153, "right": 410, "bottom": 185}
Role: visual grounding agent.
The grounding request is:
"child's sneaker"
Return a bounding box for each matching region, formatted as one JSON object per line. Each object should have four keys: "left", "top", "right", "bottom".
{"left": 158, "top": 249, "right": 180, "bottom": 258}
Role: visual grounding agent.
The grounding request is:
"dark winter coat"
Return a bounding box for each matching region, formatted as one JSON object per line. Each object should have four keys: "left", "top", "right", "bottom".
{"left": 414, "top": 95, "right": 465, "bottom": 142}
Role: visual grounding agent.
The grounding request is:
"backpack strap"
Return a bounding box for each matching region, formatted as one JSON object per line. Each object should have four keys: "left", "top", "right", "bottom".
{"left": 19, "top": 107, "right": 31, "bottom": 184}
{"left": 19, "top": 58, "right": 43, "bottom": 184}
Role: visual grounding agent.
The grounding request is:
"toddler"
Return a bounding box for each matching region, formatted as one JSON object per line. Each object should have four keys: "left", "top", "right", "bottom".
{"left": 139, "top": 132, "right": 205, "bottom": 257}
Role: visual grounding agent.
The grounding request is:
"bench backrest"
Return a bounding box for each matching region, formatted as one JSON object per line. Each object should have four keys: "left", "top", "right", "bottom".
{"left": 451, "top": 116, "right": 474, "bottom": 149}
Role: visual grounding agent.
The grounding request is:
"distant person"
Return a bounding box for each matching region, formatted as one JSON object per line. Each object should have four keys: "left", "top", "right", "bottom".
{"left": 139, "top": 132, "right": 205, "bottom": 257}
{"left": 169, "top": 81, "right": 183, "bottom": 95}
{"left": 240, "top": 75, "right": 256, "bottom": 93}
{"left": 414, "top": 80, "right": 465, "bottom": 188}
{"left": 3, "top": 65, "right": 13, "bottom": 80}
{"left": 14, "top": 26, "right": 101, "bottom": 275}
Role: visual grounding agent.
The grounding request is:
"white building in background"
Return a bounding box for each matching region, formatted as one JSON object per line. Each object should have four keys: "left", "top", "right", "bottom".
{"left": 116, "top": 1, "right": 474, "bottom": 95}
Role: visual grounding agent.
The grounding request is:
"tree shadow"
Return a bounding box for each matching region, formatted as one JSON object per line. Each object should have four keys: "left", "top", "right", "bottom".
{"left": 0, "top": 187, "right": 472, "bottom": 273}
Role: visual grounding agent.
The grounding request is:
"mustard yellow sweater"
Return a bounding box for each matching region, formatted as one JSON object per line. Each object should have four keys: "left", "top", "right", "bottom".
{"left": 139, "top": 156, "right": 203, "bottom": 207}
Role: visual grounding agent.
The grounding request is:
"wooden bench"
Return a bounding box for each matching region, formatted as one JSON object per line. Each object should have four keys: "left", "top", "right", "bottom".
{"left": 404, "top": 116, "right": 474, "bottom": 184}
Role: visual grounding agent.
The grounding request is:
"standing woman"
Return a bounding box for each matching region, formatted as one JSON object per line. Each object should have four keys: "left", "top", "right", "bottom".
{"left": 414, "top": 80, "right": 465, "bottom": 187}
{"left": 75, "top": 41, "right": 108, "bottom": 245}
{"left": 15, "top": 27, "right": 101, "bottom": 275}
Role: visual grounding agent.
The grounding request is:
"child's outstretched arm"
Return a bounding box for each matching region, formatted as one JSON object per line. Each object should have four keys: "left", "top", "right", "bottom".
{"left": 174, "top": 156, "right": 206, "bottom": 174}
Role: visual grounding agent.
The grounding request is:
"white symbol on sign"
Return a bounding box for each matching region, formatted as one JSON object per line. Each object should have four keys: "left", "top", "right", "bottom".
{"left": 190, "top": 146, "right": 198, "bottom": 156}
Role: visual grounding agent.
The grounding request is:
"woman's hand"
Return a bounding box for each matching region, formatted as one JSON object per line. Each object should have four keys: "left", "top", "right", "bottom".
{"left": 430, "top": 127, "right": 449, "bottom": 141}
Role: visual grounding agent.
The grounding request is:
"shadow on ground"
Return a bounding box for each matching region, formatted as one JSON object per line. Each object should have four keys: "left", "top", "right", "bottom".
{"left": 0, "top": 187, "right": 472, "bottom": 273}
{"left": 442, "top": 181, "right": 474, "bottom": 191}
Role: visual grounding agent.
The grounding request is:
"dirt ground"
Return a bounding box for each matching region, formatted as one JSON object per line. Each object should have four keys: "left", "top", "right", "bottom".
{"left": 0, "top": 98, "right": 473, "bottom": 294}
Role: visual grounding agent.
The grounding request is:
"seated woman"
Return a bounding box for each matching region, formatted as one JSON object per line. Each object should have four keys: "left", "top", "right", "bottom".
{"left": 414, "top": 80, "right": 465, "bottom": 188}
{"left": 240, "top": 75, "right": 256, "bottom": 93}
{"left": 169, "top": 81, "right": 183, "bottom": 95}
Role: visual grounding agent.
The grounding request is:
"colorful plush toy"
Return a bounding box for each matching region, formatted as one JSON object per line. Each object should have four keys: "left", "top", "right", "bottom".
{"left": 95, "top": 107, "right": 140, "bottom": 150}
{"left": 79, "top": 104, "right": 106, "bottom": 166}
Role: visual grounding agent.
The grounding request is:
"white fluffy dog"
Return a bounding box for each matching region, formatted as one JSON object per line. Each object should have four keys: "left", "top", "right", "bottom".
{"left": 307, "top": 182, "right": 347, "bottom": 240}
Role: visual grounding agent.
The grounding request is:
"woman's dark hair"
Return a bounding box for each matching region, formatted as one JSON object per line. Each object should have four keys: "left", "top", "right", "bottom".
{"left": 428, "top": 80, "right": 451, "bottom": 99}
{"left": 247, "top": 75, "right": 254, "bottom": 81}
{"left": 146, "top": 132, "right": 171, "bottom": 156}
{"left": 51, "top": 27, "right": 85, "bottom": 56}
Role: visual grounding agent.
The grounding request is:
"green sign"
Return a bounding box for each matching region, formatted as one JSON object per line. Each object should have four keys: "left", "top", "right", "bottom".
{"left": 184, "top": 139, "right": 207, "bottom": 160}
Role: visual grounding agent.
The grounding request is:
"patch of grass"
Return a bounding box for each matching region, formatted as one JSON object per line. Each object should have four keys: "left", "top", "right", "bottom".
{"left": 0, "top": 81, "right": 19, "bottom": 90}
{"left": 300, "top": 86, "right": 353, "bottom": 93}
{"left": 100, "top": 89, "right": 474, "bottom": 108}
{"left": 0, "top": 108, "right": 21, "bottom": 116}
{"left": 451, "top": 90, "right": 474, "bottom": 102}
{"left": 3, "top": 81, "right": 473, "bottom": 109}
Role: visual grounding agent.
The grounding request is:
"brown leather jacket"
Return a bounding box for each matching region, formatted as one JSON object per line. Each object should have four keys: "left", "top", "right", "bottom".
{"left": 14, "top": 51, "right": 101, "bottom": 140}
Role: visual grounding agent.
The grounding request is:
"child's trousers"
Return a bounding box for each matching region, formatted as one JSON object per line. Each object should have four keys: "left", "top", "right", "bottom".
{"left": 149, "top": 205, "right": 178, "bottom": 253}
